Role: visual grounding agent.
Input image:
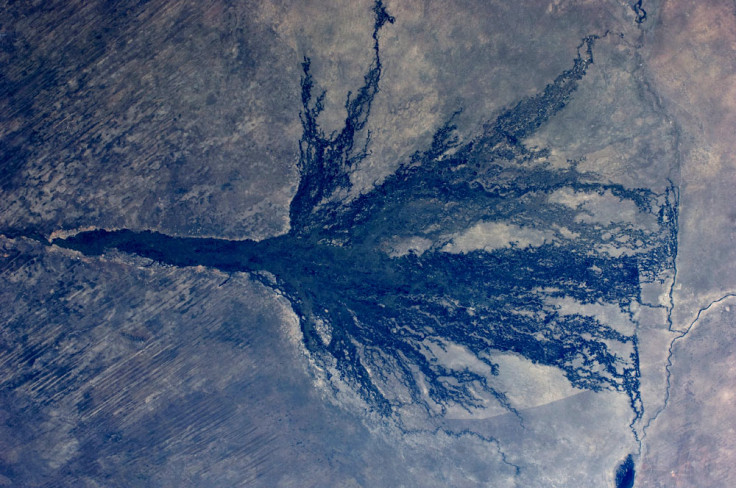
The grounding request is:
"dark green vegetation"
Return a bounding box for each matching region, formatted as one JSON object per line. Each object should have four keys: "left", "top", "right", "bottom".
{"left": 56, "top": 1, "right": 678, "bottom": 429}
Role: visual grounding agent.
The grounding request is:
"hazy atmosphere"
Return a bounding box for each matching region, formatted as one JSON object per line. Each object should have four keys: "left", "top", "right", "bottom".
{"left": 2, "top": 1, "right": 735, "bottom": 486}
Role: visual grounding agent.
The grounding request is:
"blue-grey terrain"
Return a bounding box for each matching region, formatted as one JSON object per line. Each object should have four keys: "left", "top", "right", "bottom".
{"left": 2, "top": 0, "right": 736, "bottom": 487}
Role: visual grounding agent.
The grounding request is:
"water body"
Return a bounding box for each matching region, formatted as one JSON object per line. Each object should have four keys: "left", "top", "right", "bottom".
{"left": 631, "top": 0, "right": 647, "bottom": 24}
{"left": 615, "top": 454, "right": 636, "bottom": 488}
{"left": 54, "top": 1, "right": 678, "bottom": 420}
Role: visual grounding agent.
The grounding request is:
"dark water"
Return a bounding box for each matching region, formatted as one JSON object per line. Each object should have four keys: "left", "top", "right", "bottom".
{"left": 632, "top": 0, "right": 647, "bottom": 24}
{"left": 615, "top": 455, "right": 636, "bottom": 488}
{"left": 54, "top": 1, "right": 678, "bottom": 419}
